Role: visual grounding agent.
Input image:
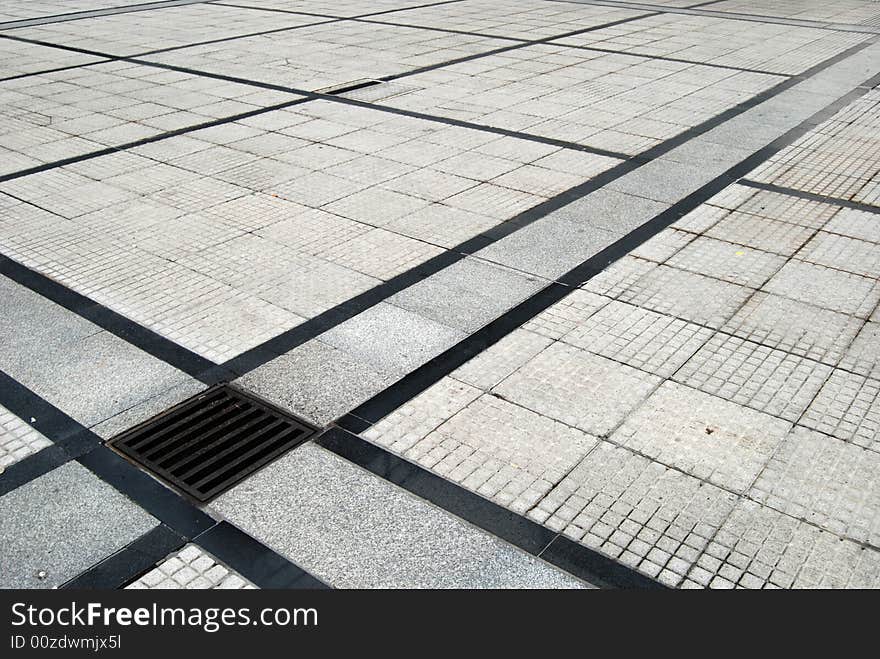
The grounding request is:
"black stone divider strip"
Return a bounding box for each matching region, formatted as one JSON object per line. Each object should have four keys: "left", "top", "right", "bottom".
{"left": 315, "top": 426, "right": 663, "bottom": 589}
{"left": 0, "top": 370, "right": 329, "bottom": 590}
{"left": 738, "top": 179, "right": 880, "bottom": 215}
{"left": 0, "top": 0, "right": 213, "bottom": 31}
{"left": 194, "top": 521, "right": 331, "bottom": 589}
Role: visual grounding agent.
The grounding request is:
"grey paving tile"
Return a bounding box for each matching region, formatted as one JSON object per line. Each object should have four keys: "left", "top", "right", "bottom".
{"left": 606, "top": 158, "right": 727, "bottom": 204}
{"left": 494, "top": 341, "right": 661, "bottom": 437}
{"left": 709, "top": 186, "right": 840, "bottom": 229}
{"left": 666, "top": 235, "right": 786, "bottom": 288}
{"left": 839, "top": 321, "right": 880, "bottom": 379}
{"left": 672, "top": 203, "right": 731, "bottom": 234}
{"left": 236, "top": 339, "right": 394, "bottom": 427}
{"left": 0, "top": 462, "right": 157, "bottom": 589}
{"left": 388, "top": 258, "right": 545, "bottom": 333}
{"left": 723, "top": 292, "right": 862, "bottom": 366}
{"left": 1, "top": 330, "right": 192, "bottom": 428}
{"left": 762, "top": 260, "right": 880, "bottom": 318}
{"left": 529, "top": 441, "right": 738, "bottom": 588}
{"left": 613, "top": 381, "right": 790, "bottom": 493}
{"left": 617, "top": 265, "right": 754, "bottom": 328}
{"left": 476, "top": 215, "right": 619, "bottom": 281}
{"left": 704, "top": 210, "right": 816, "bottom": 256}
{"left": 365, "top": 377, "right": 482, "bottom": 454}
{"left": 629, "top": 228, "right": 694, "bottom": 263}
{"left": 658, "top": 139, "right": 753, "bottom": 168}
{"left": 824, "top": 208, "right": 880, "bottom": 243}
{"left": 702, "top": 115, "right": 797, "bottom": 151}
{"left": 675, "top": 333, "right": 832, "bottom": 422}
{"left": 0, "top": 275, "right": 102, "bottom": 355}
{"left": 91, "top": 380, "right": 207, "bottom": 440}
{"left": 212, "top": 444, "right": 586, "bottom": 589}
{"left": 320, "top": 302, "right": 467, "bottom": 377}
{"left": 749, "top": 427, "right": 880, "bottom": 547}
{"left": 685, "top": 500, "right": 880, "bottom": 589}
{"left": 799, "top": 370, "right": 880, "bottom": 453}
{"left": 452, "top": 329, "right": 555, "bottom": 391}
{"left": 556, "top": 300, "right": 713, "bottom": 377}
{"left": 799, "top": 232, "right": 880, "bottom": 279}
{"left": 581, "top": 255, "right": 656, "bottom": 298}
{"left": 521, "top": 289, "right": 609, "bottom": 342}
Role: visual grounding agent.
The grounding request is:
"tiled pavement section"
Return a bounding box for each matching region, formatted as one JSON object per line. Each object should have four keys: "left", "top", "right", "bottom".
{"left": 126, "top": 545, "right": 257, "bottom": 590}
{"left": 363, "top": 86, "right": 880, "bottom": 588}
{"left": 1, "top": 0, "right": 880, "bottom": 590}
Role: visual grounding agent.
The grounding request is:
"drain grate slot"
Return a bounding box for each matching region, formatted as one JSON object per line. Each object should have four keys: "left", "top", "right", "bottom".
{"left": 316, "top": 79, "right": 422, "bottom": 102}
{"left": 109, "top": 385, "right": 317, "bottom": 502}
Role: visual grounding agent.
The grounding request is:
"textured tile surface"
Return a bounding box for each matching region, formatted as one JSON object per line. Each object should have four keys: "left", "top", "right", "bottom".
{"left": 0, "top": 404, "right": 52, "bottom": 471}
{"left": 126, "top": 544, "right": 256, "bottom": 590}
{"left": 749, "top": 427, "right": 880, "bottom": 546}
{"left": 0, "top": 462, "right": 158, "bottom": 589}
{"left": 613, "top": 382, "right": 790, "bottom": 492}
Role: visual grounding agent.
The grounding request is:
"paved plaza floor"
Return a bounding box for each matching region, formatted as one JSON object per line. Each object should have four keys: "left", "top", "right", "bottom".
{"left": 1, "top": 0, "right": 879, "bottom": 590}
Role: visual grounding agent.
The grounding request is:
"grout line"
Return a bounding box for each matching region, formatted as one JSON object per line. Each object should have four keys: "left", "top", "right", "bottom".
{"left": 192, "top": 521, "right": 331, "bottom": 589}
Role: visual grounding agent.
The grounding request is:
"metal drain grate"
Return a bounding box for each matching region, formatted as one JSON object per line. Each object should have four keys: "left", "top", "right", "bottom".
{"left": 109, "top": 385, "right": 317, "bottom": 502}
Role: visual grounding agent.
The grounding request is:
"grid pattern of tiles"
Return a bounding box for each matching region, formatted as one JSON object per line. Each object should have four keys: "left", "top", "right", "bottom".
{"left": 550, "top": 12, "right": 868, "bottom": 75}
{"left": 364, "top": 86, "right": 880, "bottom": 588}
{"left": 0, "top": 403, "right": 51, "bottom": 471}
{"left": 748, "top": 87, "right": 880, "bottom": 205}
{"left": 0, "top": 0, "right": 179, "bottom": 22}
{"left": 380, "top": 45, "right": 785, "bottom": 155}
{"left": 125, "top": 544, "right": 257, "bottom": 589}
{"left": 0, "top": 92, "right": 621, "bottom": 361}
{"left": 706, "top": 0, "right": 880, "bottom": 26}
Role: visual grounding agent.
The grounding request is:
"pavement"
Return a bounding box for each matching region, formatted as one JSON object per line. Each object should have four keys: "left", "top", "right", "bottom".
{"left": 0, "top": 0, "right": 879, "bottom": 590}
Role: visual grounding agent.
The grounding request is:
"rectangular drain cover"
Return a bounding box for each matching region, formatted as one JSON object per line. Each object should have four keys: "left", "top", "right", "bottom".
{"left": 109, "top": 385, "right": 317, "bottom": 502}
